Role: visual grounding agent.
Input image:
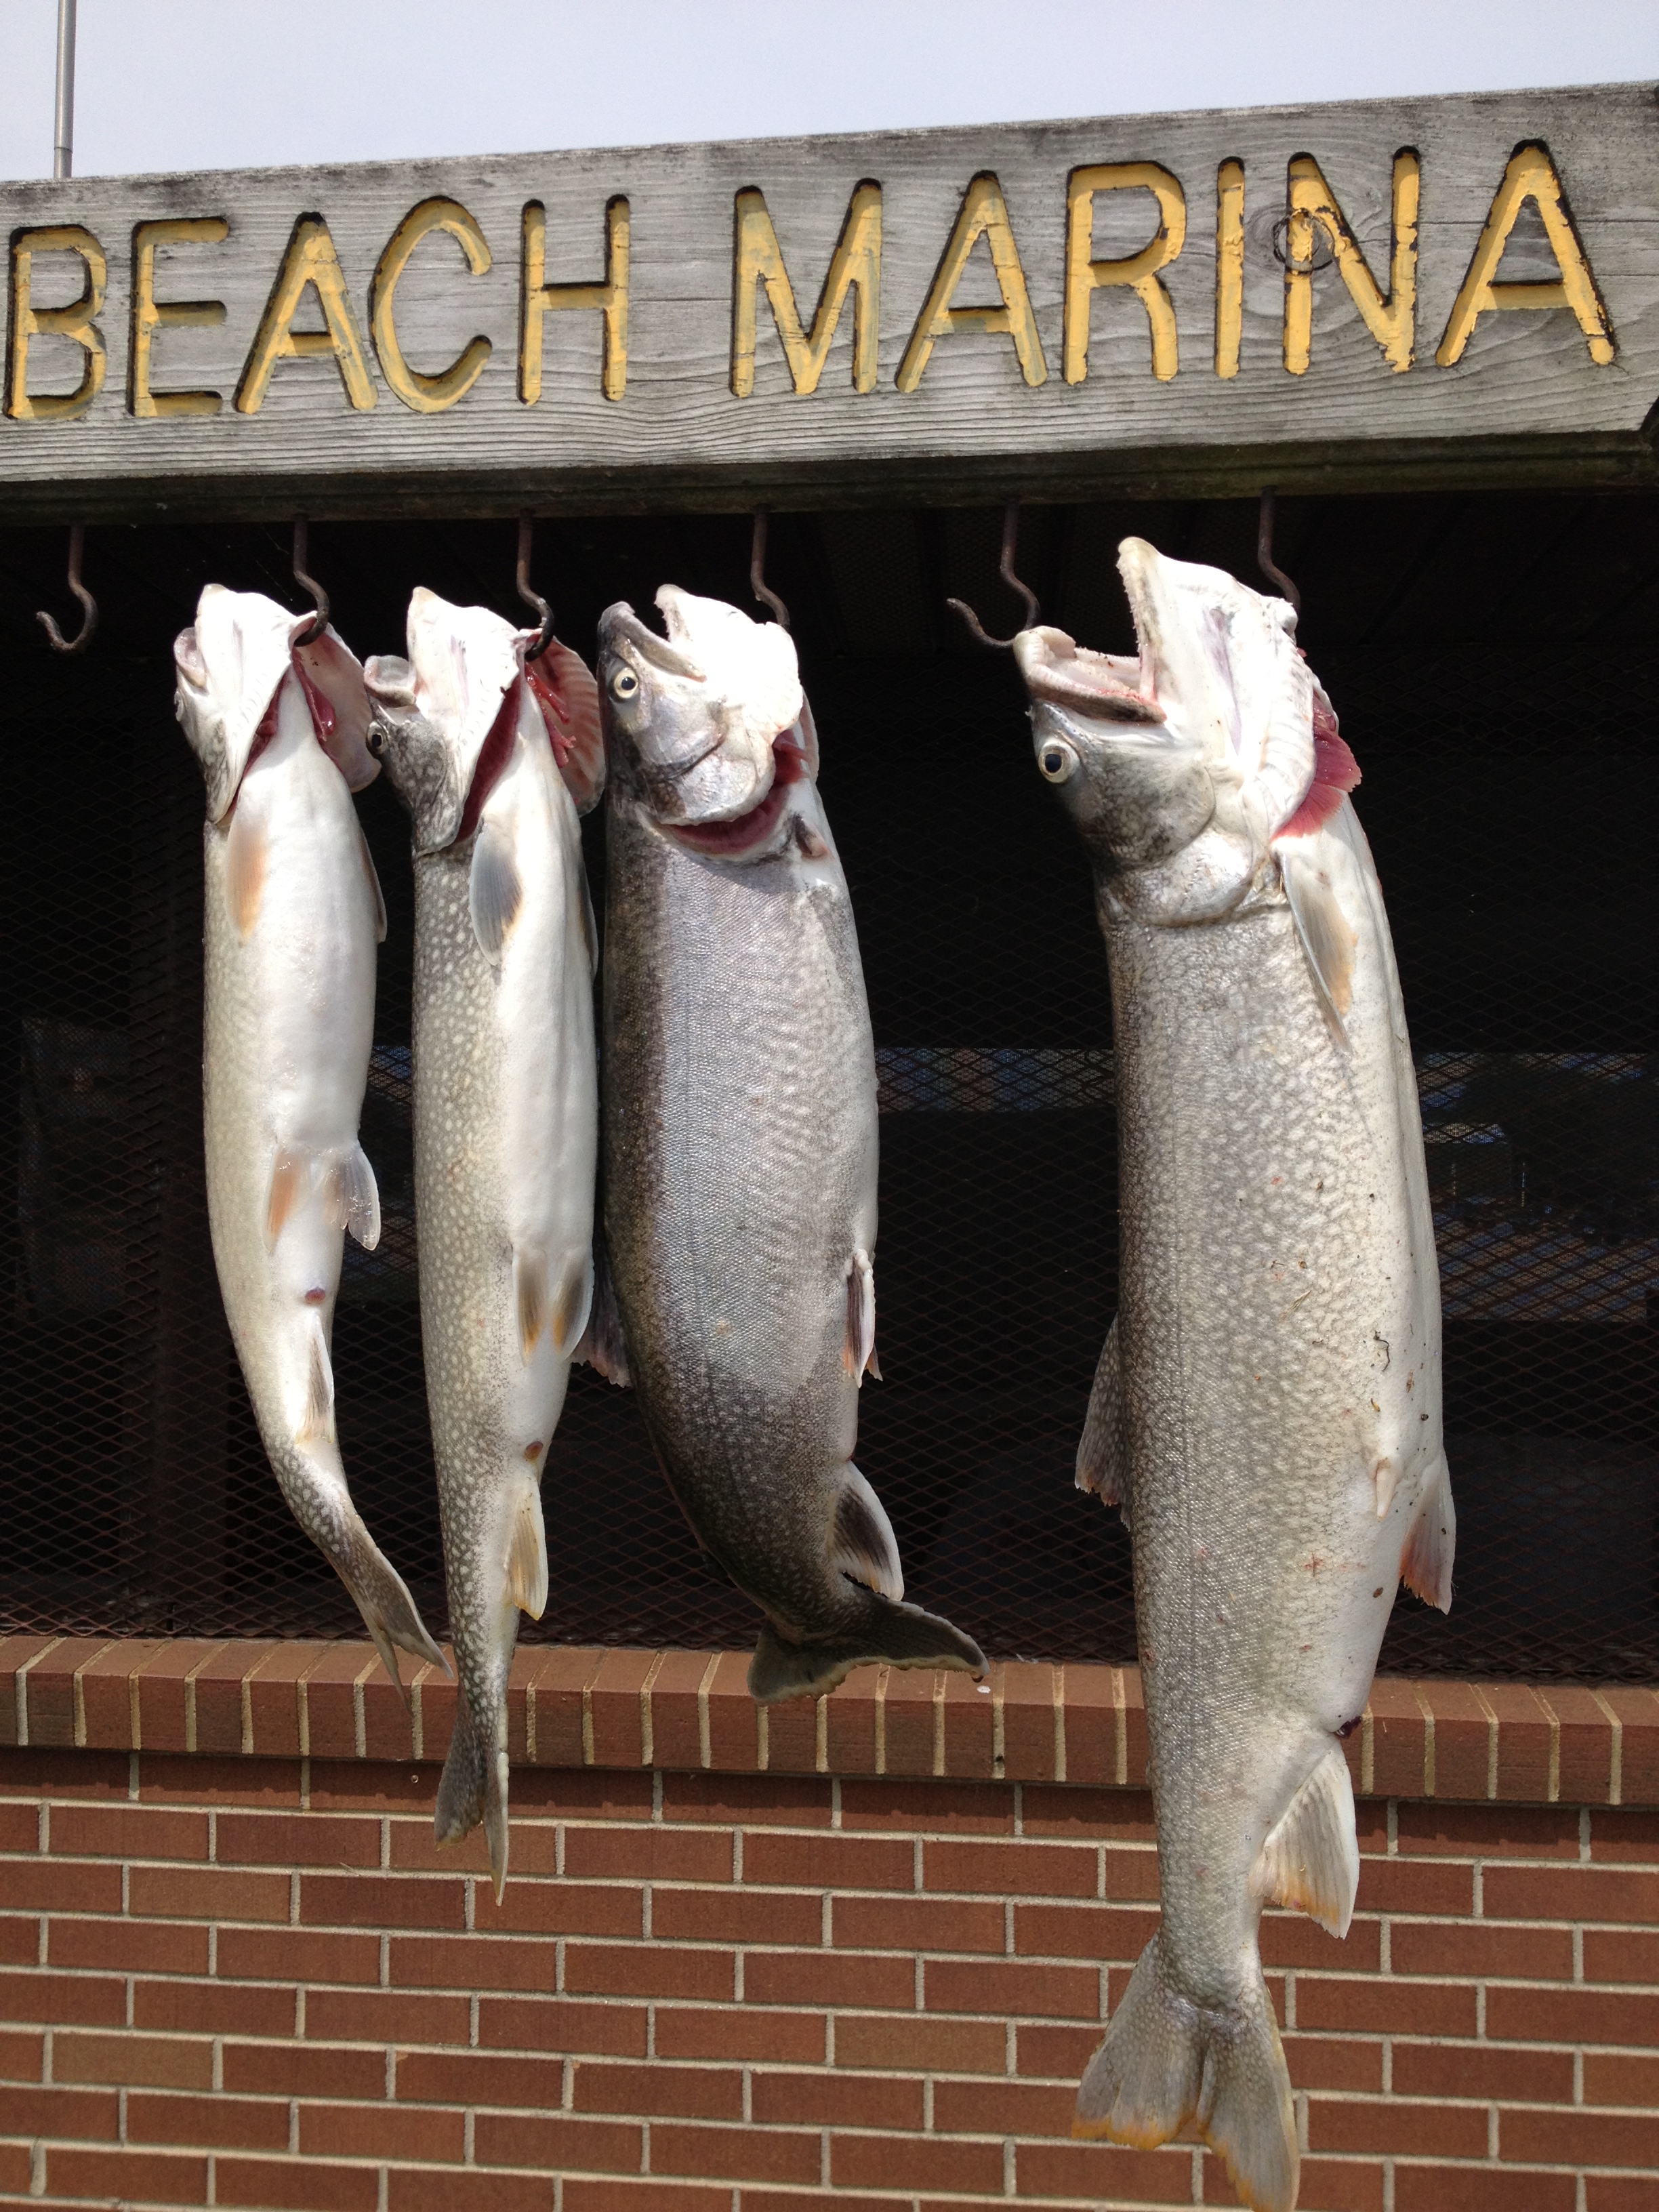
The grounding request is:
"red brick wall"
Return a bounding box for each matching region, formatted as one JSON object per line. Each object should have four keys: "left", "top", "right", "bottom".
{"left": 2, "top": 1640, "right": 1657, "bottom": 2211}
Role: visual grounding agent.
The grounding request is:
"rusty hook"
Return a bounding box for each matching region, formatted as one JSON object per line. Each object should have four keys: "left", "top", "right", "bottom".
{"left": 947, "top": 497, "right": 1041, "bottom": 649}
{"left": 37, "top": 523, "right": 97, "bottom": 655}
{"left": 1256, "top": 487, "right": 1302, "bottom": 616}
{"left": 750, "top": 510, "right": 790, "bottom": 629}
{"left": 516, "top": 513, "right": 555, "bottom": 661}
{"left": 291, "top": 517, "right": 329, "bottom": 647}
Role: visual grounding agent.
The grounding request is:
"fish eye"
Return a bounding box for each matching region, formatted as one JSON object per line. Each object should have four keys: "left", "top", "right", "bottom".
{"left": 1038, "top": 739, "right": 1078, "bottom": 784}
{"left": 365, "top": 724, "right": 387, "bottom": 759}
{"left": 609, "top": 665, "right": 640, "bottom": 702}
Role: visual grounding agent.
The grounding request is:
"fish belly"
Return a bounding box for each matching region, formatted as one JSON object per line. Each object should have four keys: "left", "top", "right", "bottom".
{"left": 602, "top": 809, "right": 878, "bottom": 1629}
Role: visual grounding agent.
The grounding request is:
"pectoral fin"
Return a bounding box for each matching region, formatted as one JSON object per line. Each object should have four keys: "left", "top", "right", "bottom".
{"left": 1401, "top": 1454, "right": 1455, "bottom": 1613}
{"left": 514, "top": 1249, "right": 548, "bottom": 1361}
{"left": 507, "top": 1483, "right": 548, "bottom": 1620}
{"left": 469, "top": 822, "right": 523, "bottom": 964}
{"left": 265, "top": 1148, "right": 306, "bottom": 1252}
{"left": 1252, "top": 1742, "right": 1359, "bottom": 1938}
{"left": 844, "top": 1247, "right": 879, "bottom": 1383}
{"left": 1077, "top": 1316, "right": 1126, "bottom": 1509}
{"left": 574, "top": 1233, "right": 632, "bottom": 1387}
{"left": 1279, "top": 843, "right": 1357, "bottom": 1051}
{"left": 225, "top": 803, "right": 267, "bottom": 938}
{"left": 829, "top": 1465, "right": 903, "bottom": 1603}
{"left": 356, "top": 816, "right": 387, "bottom": 943}
{"left": 551, "top": 1251, "right": 594, "bottom": 1361}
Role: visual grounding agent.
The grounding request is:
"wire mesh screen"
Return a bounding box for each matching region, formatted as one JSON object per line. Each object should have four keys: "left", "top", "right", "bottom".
{"left": 0, "top": 491, "right": 1654, "bottom": 1680}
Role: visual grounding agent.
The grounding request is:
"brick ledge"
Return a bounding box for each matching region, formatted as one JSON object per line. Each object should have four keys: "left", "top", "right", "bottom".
{"left": 1, "top": 1636, "right": 1654, "bottom": 1805}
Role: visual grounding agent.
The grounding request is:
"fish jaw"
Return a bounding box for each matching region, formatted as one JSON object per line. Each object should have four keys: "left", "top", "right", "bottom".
{"left": 176, "top": 585, "right": 303, "bottom": 823}
{"left": 598, "top": 587, "right": 801, "bottom": 826}
{"left": 1118, "top": 536, "right": 1315, "bottom": 841}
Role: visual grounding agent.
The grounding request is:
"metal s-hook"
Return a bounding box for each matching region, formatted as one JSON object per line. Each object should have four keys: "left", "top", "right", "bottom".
{"left": 750, "top": 509, "right": 790, "bottom": 629}
{"left": 37, "top": 523, "right": 97, "bottom": 655}
{"left": 516, "top": 513, "right": 555, "bottom": 662}
{"left": 947, "top": 497, "right": 1041, "bottom": 649}
{"left": 291, "top": 516, "right": 329, "bottom": 647}
{"left": 1256, "top": 487, "right": 1302, "bottom": 616}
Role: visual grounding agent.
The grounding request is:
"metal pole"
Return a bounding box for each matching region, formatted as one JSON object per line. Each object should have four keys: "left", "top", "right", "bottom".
{"left": 54, "top": 0, "right": 76, "bottom": 179}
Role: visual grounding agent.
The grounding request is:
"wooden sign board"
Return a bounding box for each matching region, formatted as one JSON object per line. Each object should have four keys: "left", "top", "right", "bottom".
{"left": 1, "top": 81, "right": 1655, "bottom": 520}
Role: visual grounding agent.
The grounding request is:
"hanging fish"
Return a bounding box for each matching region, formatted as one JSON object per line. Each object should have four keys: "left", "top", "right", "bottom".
{"left": 174, "top": 586, "right": 444, "bottom": 1695}
{"left": 365, "top": 590, "right": 602, "bottom": 1898}
{"left": 1015, "top": 540, "right": 1450, "bottom": 2212}
{"left": 594, "top": 585, "right": 986, "bottom": 1702}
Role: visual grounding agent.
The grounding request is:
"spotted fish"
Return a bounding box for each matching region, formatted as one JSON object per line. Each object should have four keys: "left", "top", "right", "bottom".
{"left": 1016, "top": 539, "right": 1450, "bottom": 2212}
{"left": 365, "top": 590, "right": 601, "bottom": 1897}
{"left": 594, "top": 585, "right": 986, "bottom": 1702}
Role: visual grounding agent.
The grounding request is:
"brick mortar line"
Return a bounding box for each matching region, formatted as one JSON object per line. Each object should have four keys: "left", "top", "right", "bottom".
{"left": 5, "top": 1639, "right": 1653, "bottom": 1809}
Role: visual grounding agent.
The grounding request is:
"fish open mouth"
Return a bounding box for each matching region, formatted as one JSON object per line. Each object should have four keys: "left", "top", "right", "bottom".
{"left": 1011, "top": 626, "right": 1164, "bottom": 725}
{"left": 665, "top": 729, "right": 809, "bottom": 857}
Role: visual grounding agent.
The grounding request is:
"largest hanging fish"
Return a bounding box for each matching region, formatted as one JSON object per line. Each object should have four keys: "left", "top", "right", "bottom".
{"left": 175, "top": 586, "right": 444, "bottom": 1693}
{"left": 1015, "top": 540, "right": 1450, "bottom": 2212}
{"left": 366, "top": 592, "right": 602, "bottom": 1897}
{"left": 594, "top": 585, "right": 985, "bottom": 1702}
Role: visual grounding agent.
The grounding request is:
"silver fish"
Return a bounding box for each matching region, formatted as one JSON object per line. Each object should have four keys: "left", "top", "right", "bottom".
{"left": 174, "top": 586, "right": 444, "bottom": 1696}
{"left": 365, "top": 590, "right": 602, "bottom": 1896}
{"left": 595, "top": 585, "right": 985, "bottom": 1702}
{"left": 1016, "top": 541, "right": 1450, "bottom": 2212}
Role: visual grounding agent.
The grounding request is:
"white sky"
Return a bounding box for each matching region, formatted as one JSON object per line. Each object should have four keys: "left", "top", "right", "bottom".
{"left": 0, "top": 0, "right": 1654, "bottom": 178}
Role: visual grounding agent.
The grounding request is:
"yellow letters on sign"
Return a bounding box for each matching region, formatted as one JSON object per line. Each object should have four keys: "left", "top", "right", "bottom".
{"left": 5, "top": 225, "right": 107, "bottom": 422}
{"left": 731, "top": 182, "right": 881, "bottom": 398}
{"left": 236, "top": 214, "right": 376, "bottom": 414}
{"left": 371, "top": 199, "right": 493, "bottom": 413}
{"left": 1283, "top": 150, "right": 1419, "bottom": 375}
{"left": 1214, "top": 159, "right": 1245, "bottom": 380}
{"left": 129, "top": 217, "right": 228, "bottom": 419}
{"left": 1437, "top": 143, "right": 1614, "bottom": 367}
{"left": 1063, "top": 162, "right": 1187, "bottom": 384}
{"left": 520, "top": 197, "right": 630, "bottom": 405}
{"left": 897, "top": 173, "right": 1046, "bottom": 394}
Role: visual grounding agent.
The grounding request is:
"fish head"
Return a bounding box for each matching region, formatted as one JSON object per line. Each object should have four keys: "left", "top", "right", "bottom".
{"left": 597, "top": 586, "right": 806, "bottom": 852}
{"left": 1015, "top": 624, "right": 1215, "bottom": 866}
{"left": 364, "top": 588, "right": 522, "bottom": 853}
{"left": 1115, "top": 535, "right": 1314, "bottom": 844}
{"left": 175, "top": 585, "right": 380, "bottom": 819}
{"left": 1017, "top": 541, "right": 1317, "bottom": 919}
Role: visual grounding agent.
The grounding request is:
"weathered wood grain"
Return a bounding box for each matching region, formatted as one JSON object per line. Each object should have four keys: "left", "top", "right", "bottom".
{"left": 0, "top": 83, "right": 1654, "bottom": 520}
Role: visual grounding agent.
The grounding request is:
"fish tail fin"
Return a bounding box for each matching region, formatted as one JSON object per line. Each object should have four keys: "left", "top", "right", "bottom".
{"left": 270, "top": 1443, "right": 447, "bottom": 1701}
{"left": 749, "top": 1595, "right": 987, "bottom": 1704}
{"left": 436, "top": 1685, "right": 511, "bottom": 1903}
{"left": 341, "top": 1536, "right": 449, "bottom": 1708}
{"left": 1076, "top": 1930, "right": 1297, "bottom": 2212}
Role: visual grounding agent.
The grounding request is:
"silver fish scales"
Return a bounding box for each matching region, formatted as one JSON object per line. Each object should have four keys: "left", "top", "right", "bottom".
{"left": 367, "top": 591, "right": 603, "bottom": 1898}
{"left": 594, "top": 586, "right": 985, "bottom": 1702}
{"left": 1016, "top": 540, "right": 1451, "bottom": 2212}
{"left": 174, "top": 586, "right": 444, "bottom": 1698}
